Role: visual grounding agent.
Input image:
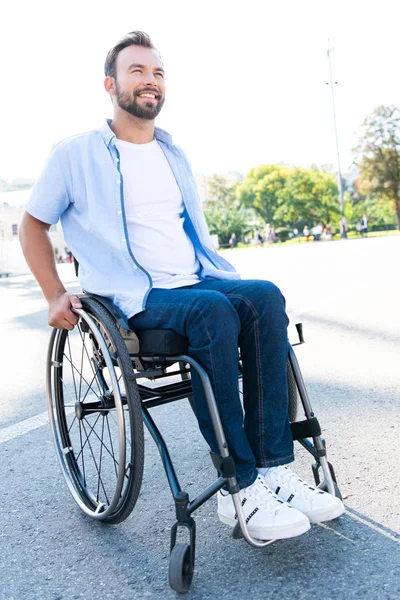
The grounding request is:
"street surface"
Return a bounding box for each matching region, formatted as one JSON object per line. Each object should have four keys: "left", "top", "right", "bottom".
{"left": 1, "top": 236, "right": 399, "bottom": 600}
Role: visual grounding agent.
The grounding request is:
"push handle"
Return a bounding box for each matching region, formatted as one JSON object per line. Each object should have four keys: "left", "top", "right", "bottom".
{"left": 295, "top": 322, "right": 305, "bottom": 344}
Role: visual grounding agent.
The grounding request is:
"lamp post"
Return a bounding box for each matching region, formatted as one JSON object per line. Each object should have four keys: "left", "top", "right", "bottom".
{"left": 326, "top": 40, "right": 345, "bottom": 216}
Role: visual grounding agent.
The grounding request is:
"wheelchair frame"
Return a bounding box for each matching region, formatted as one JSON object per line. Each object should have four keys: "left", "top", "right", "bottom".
{"left": 46, "top": 294, "right": 340, "bottom": 593}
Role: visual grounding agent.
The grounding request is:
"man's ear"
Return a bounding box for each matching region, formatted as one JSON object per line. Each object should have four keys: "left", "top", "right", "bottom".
{"left": 104, "top": 76, "right": 116, "bottom": 97}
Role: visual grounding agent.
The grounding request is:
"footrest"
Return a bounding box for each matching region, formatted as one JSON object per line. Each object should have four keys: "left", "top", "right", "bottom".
{"left": 291, "top": 417, "right": 321, "bottom": 441}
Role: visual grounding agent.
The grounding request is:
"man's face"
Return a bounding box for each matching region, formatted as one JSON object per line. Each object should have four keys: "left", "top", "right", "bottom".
{"left": 113, "top": 45, "right": 165, "bottom": 120}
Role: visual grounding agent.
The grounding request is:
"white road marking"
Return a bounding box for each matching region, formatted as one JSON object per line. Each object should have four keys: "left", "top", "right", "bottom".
{"left": 0, "top": 410, "right": 50, "bottom": 445}
{"left": 346, "top": 510, "right": 400, "bottom": 544}
{"left": 317, "top": 520, "right": 356, "bottom": 543}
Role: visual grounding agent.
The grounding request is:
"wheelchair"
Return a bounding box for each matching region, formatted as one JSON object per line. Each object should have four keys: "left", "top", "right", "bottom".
{"left": 46, "top": 293, "right": 342, "bottom": 593}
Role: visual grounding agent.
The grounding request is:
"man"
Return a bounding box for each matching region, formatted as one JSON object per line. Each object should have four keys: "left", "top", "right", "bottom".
{"left": 19, "top": 31, "right": 344, "bottom": 541}
{"left": 361, "top": 214, "right": 368, "bottom": 238}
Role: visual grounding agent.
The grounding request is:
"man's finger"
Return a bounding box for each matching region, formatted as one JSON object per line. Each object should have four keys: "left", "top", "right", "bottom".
{"left": 66, "top": 311, "right": 79, "bottom": 326}
{"left": 70, "top": 295, "right": 83, "bottom": 309}
{"left": 63, "top": 318, "right": 74, "bottom": 331}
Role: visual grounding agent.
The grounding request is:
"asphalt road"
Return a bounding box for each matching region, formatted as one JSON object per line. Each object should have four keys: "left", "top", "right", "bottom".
{"left": 1, "top": 236, "right": 399, "bottom": 600}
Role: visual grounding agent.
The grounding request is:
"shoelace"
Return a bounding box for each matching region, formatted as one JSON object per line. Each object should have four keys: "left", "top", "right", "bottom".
{"left": 243, "top": 476, "right": 287, "bottom": 514}
{"left": 270, "top": 467, "right": 321, "bottom": 501}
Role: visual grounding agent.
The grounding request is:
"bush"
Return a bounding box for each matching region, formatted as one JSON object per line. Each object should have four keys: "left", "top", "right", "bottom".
{"left": 274, "top": 227, "right": 291, "bottom": 242}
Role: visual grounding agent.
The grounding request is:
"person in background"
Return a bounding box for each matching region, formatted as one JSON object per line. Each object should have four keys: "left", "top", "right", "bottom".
{"left": 339, "top": 216, "right": 348, "bottom": 239}
{"left": 229, "top": 233, "right": 238, "bottom": 248}
{"left": 264, "top": 223, "right": 275, "bottom": 247}
{"left": 325, "top": 224, "right": 333, "bottom": 241}
{"left": 254, "top": 228, "right": 264, "bottom": 247}
{"left": 312, "top": 223, "right": 323, "bottom": 242}
{"left": 361, "top": 214, "right": 368, "bottom": 237}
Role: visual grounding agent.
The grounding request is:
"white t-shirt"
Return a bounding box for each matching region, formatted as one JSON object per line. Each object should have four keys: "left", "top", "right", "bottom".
{"left": 116, "top": 138, "right": 201, "bottom": 289}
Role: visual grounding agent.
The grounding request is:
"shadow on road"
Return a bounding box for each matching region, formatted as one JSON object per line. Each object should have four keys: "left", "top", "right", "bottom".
{"left": 1, "top": 412, "right": 399, "bottom": 600}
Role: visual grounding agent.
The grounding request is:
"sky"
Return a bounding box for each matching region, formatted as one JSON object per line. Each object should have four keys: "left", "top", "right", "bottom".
{"left": 1, "top": 0, "right": 399, "bottom": 181}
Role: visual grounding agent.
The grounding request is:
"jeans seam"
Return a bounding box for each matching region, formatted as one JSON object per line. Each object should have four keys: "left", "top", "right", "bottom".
{"left": 225, "top": 293, "right": 266, "bottom": 464}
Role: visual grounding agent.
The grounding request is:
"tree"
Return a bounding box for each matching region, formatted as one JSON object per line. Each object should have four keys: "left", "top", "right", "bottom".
{"left": 345, "top": 178, "right": 395, "bottom": 226}
{"left": 237, "top": 165, "right": 293, "bottom": 225}
{"left": 354, "top": 105, "right": 400, "bottom": 229}
{"left": 204, "top": 174, "right": 250, "bottom": 245}
{"left": 237, "top": 165, "right": 340, "bottom": 230}
{"left": 276, "top": 169, "right": 340, "bottom": 227}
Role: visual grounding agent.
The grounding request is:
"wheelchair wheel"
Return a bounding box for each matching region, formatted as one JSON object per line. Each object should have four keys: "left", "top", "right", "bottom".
{"left": 169, "top": 543, "right": 194, "bottom": 593}
{"left": 287, "top": 359, "right": 299, "bottom": 423}
{"left": 46, "top": 297, "right": 144, "bottom": 523}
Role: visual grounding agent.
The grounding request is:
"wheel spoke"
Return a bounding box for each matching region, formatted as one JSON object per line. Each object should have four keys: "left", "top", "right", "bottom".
{"left": 62, "top": 356, "right": 102, "bottom": 402}
{"left": 80, "top": 419, "right": 110, "bottom": 505}
{"left": 97, "top": 416, "right": 106, "bottom": 501}
{"left": 67, "top": 414, "right": 77, "bottom": 434}
{"left": 76, "top": 326, "right": 104, "bottom": 397}
{"left": 75, "top": 413, "right": 102, "bottom": 461}
{"left": 48, "top": 301, "right": 144, "bottom": 523}
{"left": 79, "top": 420, "right": 86, "bottom": 485}
{"left": 105, "top": 415, "right": 119, "bottom": 478}
{"left": 66, "top": 334, "right": 78, "bottom": 401}
{"left": 79, "top": 415, "right": 120, "bottom": 469}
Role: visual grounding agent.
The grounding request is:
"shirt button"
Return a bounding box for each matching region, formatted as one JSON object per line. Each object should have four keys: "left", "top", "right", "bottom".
{"left": 116, "top": 178, "right": 120, "bottom": 184}
{"left": 133, "top": 265, "right": 138, "bottom": 270}
{"left": 117, "top": 210, "right": 122, "bottom": 215}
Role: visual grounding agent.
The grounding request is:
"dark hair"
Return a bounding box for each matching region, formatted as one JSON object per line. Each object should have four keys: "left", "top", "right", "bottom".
{"left": 104, "top": 31, "right": 156, "bottom": 78}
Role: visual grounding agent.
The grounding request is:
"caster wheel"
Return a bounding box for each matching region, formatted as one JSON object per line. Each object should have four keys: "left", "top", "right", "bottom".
{"left": 169, "top": 543, "right": 194, "bottom": 593}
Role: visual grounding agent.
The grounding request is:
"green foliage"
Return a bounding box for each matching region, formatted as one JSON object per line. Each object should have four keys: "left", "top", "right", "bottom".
{"left": 345, "top": 190, "right": 395, "bottom": 226}
{"left": 204, "top": 174, "right": 251, "bottom": 245}
{"left": 277, "top": 169, "right": 340, "bottom": 226}
{"left": 237, "top": 164, "right": 341, "bottom": 230}
{"left": 207, "top": 174, "right": 238, "bottom": 207}
{"left": 354, "top": 105, "right": 400, "bottom": 228}
{"left": 205, "top": 206, "right": 250, "bottom": 246}
{"left": 237, "top": 165, "right": 293, "bottom": 224}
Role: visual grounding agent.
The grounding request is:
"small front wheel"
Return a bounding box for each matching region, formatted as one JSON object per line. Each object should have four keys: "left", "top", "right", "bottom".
{"left": 169, "top": 543, "right": 194, "bottom": 593}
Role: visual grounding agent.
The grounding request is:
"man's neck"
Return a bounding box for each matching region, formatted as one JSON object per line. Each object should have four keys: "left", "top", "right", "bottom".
{"left": 110, "top": 110, "right": 155, "bottom": 144}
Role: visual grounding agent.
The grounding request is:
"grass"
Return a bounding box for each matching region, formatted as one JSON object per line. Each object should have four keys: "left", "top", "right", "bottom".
{"left": 228, "top": 228, "right": 400, "bottom": 250}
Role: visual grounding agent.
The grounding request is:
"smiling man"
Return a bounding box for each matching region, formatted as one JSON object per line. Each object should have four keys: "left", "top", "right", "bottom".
{"left": 19, "top": 31, "right": 344, "bottom": 542}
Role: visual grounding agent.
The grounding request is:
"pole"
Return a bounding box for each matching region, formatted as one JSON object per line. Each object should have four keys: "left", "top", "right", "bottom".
{"left": 327, "top": 40, "right": 345, "bottom": 215}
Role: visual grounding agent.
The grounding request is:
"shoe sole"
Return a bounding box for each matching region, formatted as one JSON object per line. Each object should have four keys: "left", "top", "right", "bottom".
{"left": 218, "top": 513, "right": 310, "bottom": 540}
{"left": 304, "top": 501, "right": 345, "bottom": 524}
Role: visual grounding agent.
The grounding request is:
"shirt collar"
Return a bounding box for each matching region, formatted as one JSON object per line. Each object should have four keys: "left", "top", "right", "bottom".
{"left": 100, "top": 119, "right": 173, "bottom": 147}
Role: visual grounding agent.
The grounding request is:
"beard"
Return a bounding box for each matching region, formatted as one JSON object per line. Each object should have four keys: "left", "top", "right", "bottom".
{"left": 115, "top": 82, "right": 165, "bottom": 120}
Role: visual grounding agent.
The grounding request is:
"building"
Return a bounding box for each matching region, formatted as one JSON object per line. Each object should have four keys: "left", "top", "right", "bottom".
{"left": 0, "top": 190, "right": 67, "bottom": 275}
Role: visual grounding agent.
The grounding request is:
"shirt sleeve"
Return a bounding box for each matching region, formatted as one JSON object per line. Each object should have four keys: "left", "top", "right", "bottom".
{"left": 25, "top": 142, "right": 71, "bottom": 225}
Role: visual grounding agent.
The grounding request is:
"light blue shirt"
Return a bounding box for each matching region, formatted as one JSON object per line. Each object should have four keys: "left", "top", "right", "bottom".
{"left": 26, "top": 120, "right": 240, "bottom": 318}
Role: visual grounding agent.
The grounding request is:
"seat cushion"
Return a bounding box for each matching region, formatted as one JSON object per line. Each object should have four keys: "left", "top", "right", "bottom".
{"left": 136, "top": 329, "right": 188, "bottom": 356}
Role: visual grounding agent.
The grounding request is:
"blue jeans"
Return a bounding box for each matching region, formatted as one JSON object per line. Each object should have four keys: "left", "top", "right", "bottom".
{"left": 129, "top": 279, "right": 294, "bottom": 489}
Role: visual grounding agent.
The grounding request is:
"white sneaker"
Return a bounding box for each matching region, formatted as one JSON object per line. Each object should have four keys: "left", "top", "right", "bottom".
{"left": 263, "top": 466, "right": 345, "bottom": 523}
{"left": 217, "top": 475, "right": 310, "bottom": 540}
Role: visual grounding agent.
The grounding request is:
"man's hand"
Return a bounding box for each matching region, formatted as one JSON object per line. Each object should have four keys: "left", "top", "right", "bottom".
{"left": 48, "top": 293, "right": 83, "bottom": 330}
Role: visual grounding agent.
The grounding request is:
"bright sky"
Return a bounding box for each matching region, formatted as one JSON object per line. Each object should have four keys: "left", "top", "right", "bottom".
{"left": 1, "top": 0, "right": 399, "bottom": 180}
